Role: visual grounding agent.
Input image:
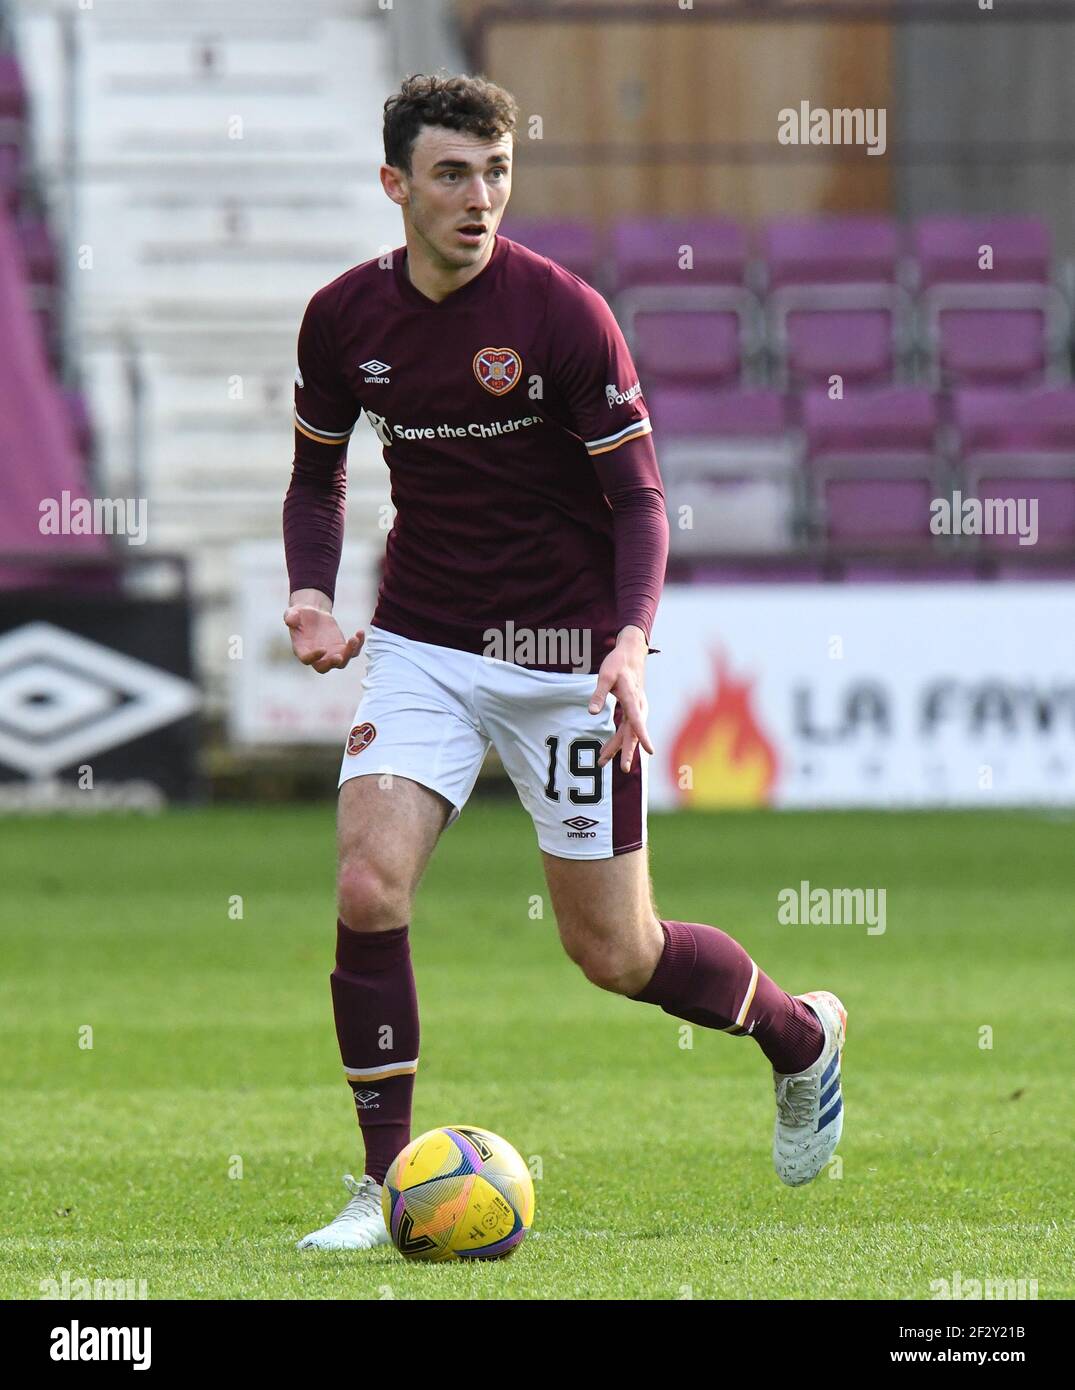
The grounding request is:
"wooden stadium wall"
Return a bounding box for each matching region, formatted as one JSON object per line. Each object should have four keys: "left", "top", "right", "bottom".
{"left": 460, "top": 5, "right": 894, "bottom": 223}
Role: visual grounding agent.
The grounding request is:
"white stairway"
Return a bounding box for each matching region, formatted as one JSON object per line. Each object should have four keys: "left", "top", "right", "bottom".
{"left": 13, "top": 0, "right": 402, "bottom": 715}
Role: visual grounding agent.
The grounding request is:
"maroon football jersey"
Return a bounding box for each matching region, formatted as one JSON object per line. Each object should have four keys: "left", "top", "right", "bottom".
{"left": 288, "top": 234, "right": 666, "bottom": 671}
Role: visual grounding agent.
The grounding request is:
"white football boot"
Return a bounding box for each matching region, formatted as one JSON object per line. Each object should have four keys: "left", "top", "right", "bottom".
{"left": 772, "top": 990, "right": 847, "bottom": 1187}
{"left": 296, "top": 1174, "right": 391, "bottom": 1251}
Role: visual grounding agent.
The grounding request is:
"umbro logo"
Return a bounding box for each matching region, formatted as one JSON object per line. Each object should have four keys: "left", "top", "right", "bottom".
{"left": 351, "top": 1088, "right": 380, "bottom": 1109}
{"left": 563, "top": 815, "right": 599, "bottom": 840}
{"left": 0, "top": 622, "right": 200, "bottom": 778}
{"left": 359, "top": 358, "right": 390, "bottom": 381}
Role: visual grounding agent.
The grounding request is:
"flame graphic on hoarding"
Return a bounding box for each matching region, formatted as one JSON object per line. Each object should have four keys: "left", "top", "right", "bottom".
{"left": 669, "top": 653, "right": 779, "bottom": 807}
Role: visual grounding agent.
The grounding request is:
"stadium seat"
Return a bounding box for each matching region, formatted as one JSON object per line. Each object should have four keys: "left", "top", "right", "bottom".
{"left": 764, "top": 215, "right": 902, "bottom": 289}
{"left": 612, "top": 217, "right": 761, "bottom": 388}
{"left": 912, "top": 216, "right": 1070, "bottom": 386}
{"left": 648, "top": 387, "right": 797, "bottom": 552}
{"left": 610, "top": 216, "right": 749, "bottom": 289}
{"left": 952, "top": 387, "right": 1075, "bottom": 551}
{"left": 762, "top": 217, "right": 912, "bottom": 388}
{"left": 801, "top": 387, "right": 944, "bottom": 544}
{"left": 914, "top": 215, "right": 1051, "bottom": 286}
{"left": 628, "top": 303, "right": 752, "bottom": 389}
{"left": 952, "top": 384, "right": 1075, "bottom": 453}
{"left": 498, "top": 217, "right": 599, "bottom": 284}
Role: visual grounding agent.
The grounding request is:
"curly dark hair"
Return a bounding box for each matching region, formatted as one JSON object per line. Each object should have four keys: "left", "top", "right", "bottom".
{"left": 383, "top": 73, "right": 518, "bottom": 175}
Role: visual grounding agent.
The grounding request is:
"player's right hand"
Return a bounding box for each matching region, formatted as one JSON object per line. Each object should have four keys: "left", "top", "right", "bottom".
{"left": 284, "top": 605, "right": 365, "bottom": 674}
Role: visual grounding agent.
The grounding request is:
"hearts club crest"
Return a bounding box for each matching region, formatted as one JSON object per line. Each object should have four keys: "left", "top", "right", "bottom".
{"left": 473, "top": 347, "right": 522, "bottom": 396}
{"left": 346, "top": 722, "right": 377, "bottom": 756}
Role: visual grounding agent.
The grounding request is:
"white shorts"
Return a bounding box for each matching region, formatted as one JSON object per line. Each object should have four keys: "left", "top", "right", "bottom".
{"left": 338, "top": 626, "right": 647, "bottom": 860}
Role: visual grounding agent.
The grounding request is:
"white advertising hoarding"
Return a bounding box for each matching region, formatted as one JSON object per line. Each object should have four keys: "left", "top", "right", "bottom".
{"left": 646, "top": 583, "right": 1075, "bottom": 809}
{"left": 230, "top": 540, "right": 378, "bottom": 745}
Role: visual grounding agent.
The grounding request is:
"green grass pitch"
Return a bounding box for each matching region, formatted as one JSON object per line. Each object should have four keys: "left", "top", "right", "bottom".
{"left": 2, "top": 802, "right": 1072, "bottom": 1300}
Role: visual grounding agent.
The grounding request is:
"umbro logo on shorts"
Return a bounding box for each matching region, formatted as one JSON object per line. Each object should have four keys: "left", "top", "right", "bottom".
{"left": 346, "top": 722, "right": 377, "bottom": 756}
{"left": 563, "top": 816, "right": 599, "bottom": 840}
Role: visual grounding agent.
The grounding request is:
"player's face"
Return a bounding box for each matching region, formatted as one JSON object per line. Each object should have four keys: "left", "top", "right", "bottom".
{"left": 397, "top": 126, "right": 512, "bottom": 270}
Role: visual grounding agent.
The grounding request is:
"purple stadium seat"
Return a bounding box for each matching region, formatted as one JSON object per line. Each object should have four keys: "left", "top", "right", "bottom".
{"left": 611, "top": 217, "right": 749, "bottom": 290}
{"left": 498, "top": 218, "right": 599, "bottom": 284}
{"left": 801, "top": 388, "right": 944, "bottom": 544}
{"left": 802, "top": 386, "right": 938, "bottom": 456}
{"left": 621, "top": 287, "right": 764, "bottom": 389}
{"left": 762, "top": 218, "right": 911, "bottom": 388}
{"left": 610, "top": 219, "right": 760, "bottom": 387}
{"left": 631, "top": 309, "right": 743, "bottom": 389}
{"left": 912, "top": 216, "right": 1067, "bottom": 386}
{"left": 938, "top": 307, "right": 1050, "bottom": 386}
{"left": 647, "top": 386, "right": 787, "bottom": 438}
{"left": 763, "top": 216, "right": 902, "bottom": 288}
{"left": 821, "top": 479, "right": 937, "bottom": 543}
{"left": 976, "top": 478, "right": 1075, "bottom": 550}
{"left": 953, "top": 386, "right": 1075, "bottom": 453}
{"left": 953, "top": 385, "right": 1075, "bottom": 550}
{"left": 913, "top": 216, "right": 1051, "bottom": 287}
{"left": 780, "top": 305, "right": 901, "bottom": 388}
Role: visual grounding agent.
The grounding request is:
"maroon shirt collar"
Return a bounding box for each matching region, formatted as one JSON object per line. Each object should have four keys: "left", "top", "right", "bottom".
{"left": 393, "top": 233, "right": 507, "bottom": 309}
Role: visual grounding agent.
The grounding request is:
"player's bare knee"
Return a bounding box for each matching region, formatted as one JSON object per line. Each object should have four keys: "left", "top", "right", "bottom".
{"left": 565, "top": 936, "right": 648, "bottom": 996}
{"left": 336, "top": 861, "right": 410, "bottom": 933}
{"left": 558, "top": 908, "right": 662, "bottom": 994}
{"left": 579, "top": 950, "right": 650, "bottom": 996}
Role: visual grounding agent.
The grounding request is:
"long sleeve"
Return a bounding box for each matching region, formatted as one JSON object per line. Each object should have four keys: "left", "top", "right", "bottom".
{"left": 283, "top": 441, "right": 348, "bottom": 602}
{"left": 283, "top": 282, "right": 361, "bottom": 602}
{"left": 592, "top": 431, "right": 669, "bottom": 642}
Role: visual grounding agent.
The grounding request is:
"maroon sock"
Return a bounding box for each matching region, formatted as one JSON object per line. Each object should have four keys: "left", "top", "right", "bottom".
{"left": 630, "top": 919, "right": 824, "bottom": 1074}
{"left": 330, "top": 919, "right": 419, "bottom": 1183}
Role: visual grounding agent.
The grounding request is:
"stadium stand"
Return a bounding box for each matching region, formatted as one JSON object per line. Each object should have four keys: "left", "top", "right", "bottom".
{"left": 499, "top": 213, "right": 1075, "bottom": 564}
{"left": 6, "top": 0, "right": 401, "bottom": 711}
{"left": 6, "top": 0, "right": 1075, "bottom": 724}
{"left": 0, "top": 20, "right": 106, "bottom": 590}
{"left": 0, "top": 198, "right": 107, "bottom": 586}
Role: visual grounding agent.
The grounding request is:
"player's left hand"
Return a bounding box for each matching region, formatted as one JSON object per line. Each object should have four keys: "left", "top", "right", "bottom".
{"left": 589, "top": 626, "right": 654, "bottom": 773}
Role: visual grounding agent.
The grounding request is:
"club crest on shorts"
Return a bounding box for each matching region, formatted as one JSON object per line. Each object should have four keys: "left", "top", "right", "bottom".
{"left": 473, "top": 346, "right": 522, "bottom": 395}
{"left": 347, "top": 722, "right": 377, "bottom": 756}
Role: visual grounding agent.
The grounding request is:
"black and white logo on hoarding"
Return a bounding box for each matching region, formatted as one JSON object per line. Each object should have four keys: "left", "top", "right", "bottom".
{"left": 0, "top": 622, "right": 200, "bottom": 777}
